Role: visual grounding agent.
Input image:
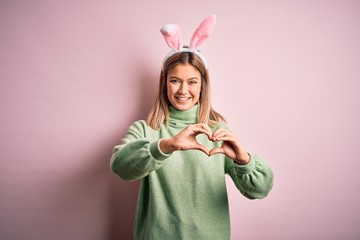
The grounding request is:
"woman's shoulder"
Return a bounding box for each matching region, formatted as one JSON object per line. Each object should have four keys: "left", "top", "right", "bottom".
{"left": 131, "top": 119, "right": 147, "bottom": 126}
{"left": 128, "top": 120, "right": 159, "bottom": 133}
{"left": 127, "top": 120, "right": 147, "bottom": 133}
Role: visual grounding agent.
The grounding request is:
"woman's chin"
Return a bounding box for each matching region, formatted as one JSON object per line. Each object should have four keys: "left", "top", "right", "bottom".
{"left": 172, "top": 103, "right": 194, "bottom": 111}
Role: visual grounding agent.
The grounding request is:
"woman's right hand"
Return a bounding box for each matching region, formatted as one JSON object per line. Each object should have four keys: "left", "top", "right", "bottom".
{"left": 159, "top": 123, "right": 213, "bottom": 155}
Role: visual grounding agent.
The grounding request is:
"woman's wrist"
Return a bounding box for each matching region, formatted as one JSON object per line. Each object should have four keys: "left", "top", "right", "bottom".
{"left": 159, "top": 138, "right": 177, "bottom": 154}
{"left": 235, "top": 152, "right": 251, "bottom": 165}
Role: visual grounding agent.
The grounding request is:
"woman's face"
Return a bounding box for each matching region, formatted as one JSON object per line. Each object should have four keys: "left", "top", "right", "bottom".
{"left": 166, "top": 63, "right": 202, "bottom": 111}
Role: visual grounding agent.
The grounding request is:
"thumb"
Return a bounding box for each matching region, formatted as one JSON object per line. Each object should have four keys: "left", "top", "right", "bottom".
{"left": 209, "top": 147, "right": 224, "bottom": 156}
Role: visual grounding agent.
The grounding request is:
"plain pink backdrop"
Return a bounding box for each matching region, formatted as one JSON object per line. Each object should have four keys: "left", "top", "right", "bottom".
{"left": 1, "top": 0, "right": 359, "bottom": 239}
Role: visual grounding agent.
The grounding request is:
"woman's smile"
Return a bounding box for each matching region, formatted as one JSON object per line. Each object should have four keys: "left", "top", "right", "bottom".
{"left": 175, "top": 96, "right": 191, "bottom": 101}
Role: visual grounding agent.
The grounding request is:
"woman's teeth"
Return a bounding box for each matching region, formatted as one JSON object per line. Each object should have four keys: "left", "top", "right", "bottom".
{"left": 176, "top": 97, "right": 190, "bottom": 101}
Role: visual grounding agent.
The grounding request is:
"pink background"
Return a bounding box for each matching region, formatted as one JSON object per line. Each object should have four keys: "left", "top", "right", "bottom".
{"left": 1, "top": 0, "right": 359, "bottom": 239}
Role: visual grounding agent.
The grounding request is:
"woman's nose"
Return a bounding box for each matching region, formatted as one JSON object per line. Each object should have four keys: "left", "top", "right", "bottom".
{"left": 178, "top": 83, "right": 188, "bottom": 94}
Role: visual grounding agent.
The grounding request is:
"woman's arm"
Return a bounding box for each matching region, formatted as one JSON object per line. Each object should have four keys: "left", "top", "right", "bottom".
{"left": 209, "top": 124, "right": 274, "bottom": 199}
{"left": 111, "top": 121, "right": 213, "bottom": 181}
{"left": 110, "top": 121, "right": 170, "bottom": 181}
{"left": 225, "top": 154, "right": 274, "bottom": 199}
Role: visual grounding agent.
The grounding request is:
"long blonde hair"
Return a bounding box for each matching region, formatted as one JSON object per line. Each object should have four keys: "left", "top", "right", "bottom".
{"left": 146, "top": 51, "right": 226, "bottom": 129}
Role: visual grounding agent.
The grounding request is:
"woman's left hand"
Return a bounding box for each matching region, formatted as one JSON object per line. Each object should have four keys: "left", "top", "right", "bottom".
{"left": 209, "top": 128, "right": 250, "bottom": 165}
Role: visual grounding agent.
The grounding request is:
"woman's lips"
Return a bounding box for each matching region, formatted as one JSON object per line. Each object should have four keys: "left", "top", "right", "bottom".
{"left": 175, "top": 96, "right": 191, "bottom": 101}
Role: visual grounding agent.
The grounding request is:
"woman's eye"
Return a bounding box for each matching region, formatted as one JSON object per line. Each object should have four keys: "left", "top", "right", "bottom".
{"left": 170, "top": 79, "right": 179, "bottom": 84}
{"left": 189, "top": 81, "right": 198, "bottom": 85}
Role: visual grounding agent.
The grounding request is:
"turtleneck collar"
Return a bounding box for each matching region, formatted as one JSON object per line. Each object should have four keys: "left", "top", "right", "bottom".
{"left": 169, "top": 104, "right": 198, "bottom": 125}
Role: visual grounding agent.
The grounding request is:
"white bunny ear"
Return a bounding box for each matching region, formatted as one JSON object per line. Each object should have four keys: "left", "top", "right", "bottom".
{"left": 160, "top": 24, "right": 183, "bottom": 50}
{"left": 190, "top": 15, "right": 217, "bottom": 49}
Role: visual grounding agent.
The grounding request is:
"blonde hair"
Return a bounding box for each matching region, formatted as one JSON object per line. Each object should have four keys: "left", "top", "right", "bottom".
{"left": 146, "top": 51, "right": 226, "bottom": 129}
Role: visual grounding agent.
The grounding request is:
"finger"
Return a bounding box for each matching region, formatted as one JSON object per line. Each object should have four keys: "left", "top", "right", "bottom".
{"left": 191, "top": 126, "right": 212, "bottom": 138}
{"left": 213, "top": 136, "right": 238, "bottom": 144}
{"left": 193, "top": 123, "right": 213, "bottom": 137}
{"left": 212, "top": 130, "right": 230, "bottom": 138}
{"left": 209, "top": 147, "right": 224, "bottom": 156}
{"left": 212, "top": 131, "right": 236, "bottom": 142}
{"left": 199, "top": 123, "right": 213, "bottom": 137}
{"left": 212, "top": 128, "right": 226, "bottom": 136}
{"left": 211, "top": 128, "right": 229, "bottom": 140}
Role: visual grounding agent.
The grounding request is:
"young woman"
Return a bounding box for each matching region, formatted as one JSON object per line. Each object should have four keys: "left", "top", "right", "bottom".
{"left": 110, "top": 16, "right": 273, "bottom": 240}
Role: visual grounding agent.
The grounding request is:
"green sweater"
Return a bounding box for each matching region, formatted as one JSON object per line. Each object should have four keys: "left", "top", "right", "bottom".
{"left": 111, "top": 105, "right": 273, "bottom": 240}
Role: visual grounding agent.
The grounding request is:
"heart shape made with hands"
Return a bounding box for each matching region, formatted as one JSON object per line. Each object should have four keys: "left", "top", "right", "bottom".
{"left": 184, "top": 126, "right": 233, "bottom": 157}
{"left": 193, "top": 131, "right": 227, "bottom": 157}
{"left": 168, "top": 124, "right": 248, "bottom": 164}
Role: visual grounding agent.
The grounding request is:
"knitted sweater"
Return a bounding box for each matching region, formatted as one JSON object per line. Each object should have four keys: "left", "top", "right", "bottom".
{"left": 110, "top": 105, "right": 273, "bottom": 240}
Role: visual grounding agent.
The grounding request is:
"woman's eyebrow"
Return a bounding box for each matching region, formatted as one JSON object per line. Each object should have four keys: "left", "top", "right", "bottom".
{"left": 168, "top": 76, "right": 199, "bottom": 80}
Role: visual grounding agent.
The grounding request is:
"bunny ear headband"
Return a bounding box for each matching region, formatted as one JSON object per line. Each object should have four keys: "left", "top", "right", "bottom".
{"left": 160, "top": 15, "right": 217, "bottom": 69}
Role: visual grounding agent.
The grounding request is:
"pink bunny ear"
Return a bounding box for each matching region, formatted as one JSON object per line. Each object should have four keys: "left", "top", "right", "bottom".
{"left": 190, "top": 15, "right": 217, "bottom": 48}
{"left": 160, "top": 24, "right": 183, "bottom": 50}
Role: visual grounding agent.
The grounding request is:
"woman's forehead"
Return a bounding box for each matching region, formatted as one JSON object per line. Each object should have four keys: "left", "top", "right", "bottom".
{"left": 167, "top": 63, "right": 200, "bottom": 79}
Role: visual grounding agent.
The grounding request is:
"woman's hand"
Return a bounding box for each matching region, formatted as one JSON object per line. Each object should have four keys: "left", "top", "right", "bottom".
{"left": 160, "top": 125, "right": 250, "bottom": 164}
{"left": 160, "top": 123, "right": 213, "bottom": 155}
{"left": 209, "top": 128, "right": 250, "bottom": 165}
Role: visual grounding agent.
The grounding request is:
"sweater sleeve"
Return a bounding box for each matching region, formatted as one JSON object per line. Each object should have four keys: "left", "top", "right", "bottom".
{"left": 110, "top": 120, "right": 171, "bottom": 181}
{"left": 225, "top": 154, "right": 274, "bottom": 199}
